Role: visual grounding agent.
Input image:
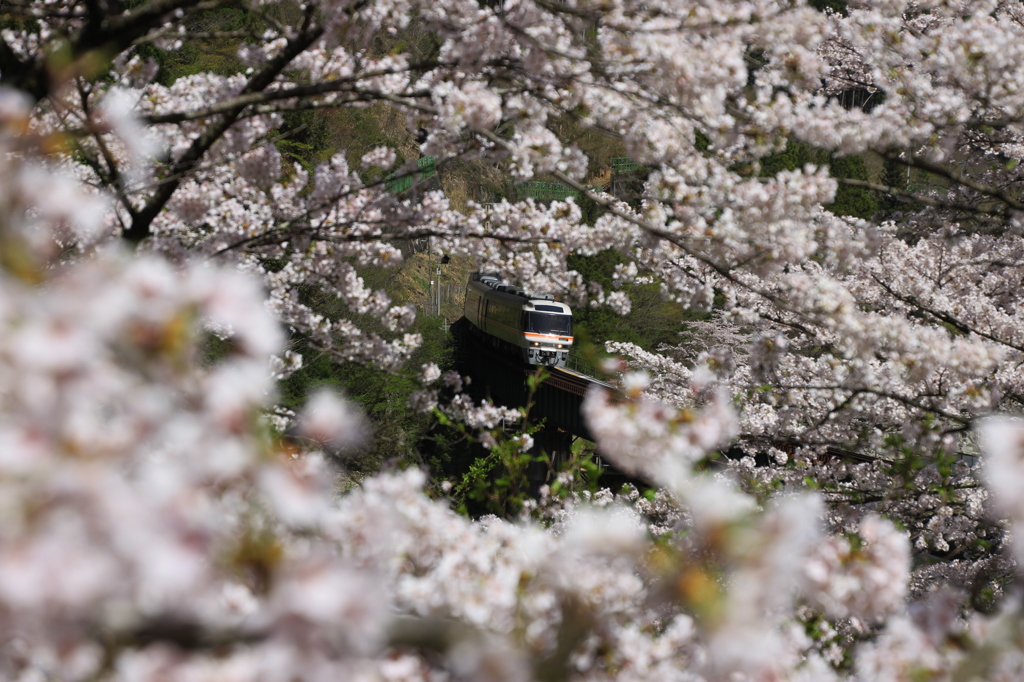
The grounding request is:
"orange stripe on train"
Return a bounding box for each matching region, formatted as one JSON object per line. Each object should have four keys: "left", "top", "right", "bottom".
{"left": 524, "top": 333, "right": 573, "bottom": 341}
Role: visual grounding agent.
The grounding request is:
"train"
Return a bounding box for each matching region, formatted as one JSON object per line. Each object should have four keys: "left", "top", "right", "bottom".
{"left": 464, "top": 272, "right": 574, "bottom": 367}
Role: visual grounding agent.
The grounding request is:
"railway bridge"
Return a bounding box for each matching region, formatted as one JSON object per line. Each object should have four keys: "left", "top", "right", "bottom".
{"left": 450, "top": 317, "right": 630, "bottom": 490}
{"left": 451, "top": 316, "right": 888, "bottom": 490}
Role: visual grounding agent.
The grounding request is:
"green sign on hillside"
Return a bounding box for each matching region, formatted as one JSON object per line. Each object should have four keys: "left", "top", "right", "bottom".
{"left": 385, "top": 156, "right": 437, "bottom": 193}
{"left": 515, "top": 181, "right": 606, "bottom": 202}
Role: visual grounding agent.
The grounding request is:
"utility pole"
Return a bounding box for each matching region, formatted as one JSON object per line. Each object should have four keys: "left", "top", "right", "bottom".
{"left": 436, "top": 253, "right": 450, "bottom": 320}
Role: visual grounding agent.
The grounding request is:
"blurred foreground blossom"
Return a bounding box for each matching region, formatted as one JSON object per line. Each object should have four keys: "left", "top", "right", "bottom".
{"left": 1, "top": 203, "right": 1024, "bottom": 681}
{"left": 582, "top": 383, "right": 738, "bottom": 486}
{"left": 297, "top": 388, "right": 370, "bottom": 453}
{"left": 805, "top": 514, "right": 910, "bottom": 622}
{"left": 981, "top": 418, "right": 1024, "bottom": 562}
{"left": 13, "top": 0, "right": 1024, "bottom": 674}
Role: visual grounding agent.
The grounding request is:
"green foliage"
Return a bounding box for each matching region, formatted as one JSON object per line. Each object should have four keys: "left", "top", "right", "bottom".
{"left": 548, "top": 439, "right": 606, "bottom": 499}
{"left": 573, "top": 191, "right": 604, "bottom": 226}
{"left": 881, "top": 157, "right": 908, "bottom": 198}
{"left": 278, "top": 316, "right": 451, "bottom": 474}
{"left": 453, "top": 434, "right": 606, "bottom": 520}
{"left": 320, "top": 105, "right": 404, "bottom": 177}
{"left": 808, "top": 0, "right": 847, "bottom": 14}
{"left": 277, "top": 264, "right": 455, "bottom": 473}
{"left": 0, "top": 15, "right": 41, "bottom": 33}
{"left": 695, "top": 129, "right": 711, "bottom": 153}
{"left": 198, "top": 332, "right": 236, "bottom": 367}
{"left": 444, "top": 370, "right": 607, "bottom": 519}
{"left": 878, "top": 156, "right": 920, "bottom": 218}
{"left": 545, "top": 112, "right": 630, "bottom": 182}
{"left": 759, "top": 137, "right": 827, "bottom": 177}
{"left": 452, "top": 429, "right": 542, "bottom": 518}
{"left": 449, "top": 371, "right": 548, "bottom": 518}
{"left": 760, "top": 138, "right": 878, "bottom": 219}
{"left": 828, "top": 154, "right": 878, "bottom": 219}
{"left": 368, "top": 10, "right": 443, "bottom": 62}
{"left": 276, "top": 111, "right": 341, "bottom": 170}
{"left": 567, "top": 250, "right": 688, "bottom": 352}
{"left": 137, "top": 6, "right": 265, "bottom": 85}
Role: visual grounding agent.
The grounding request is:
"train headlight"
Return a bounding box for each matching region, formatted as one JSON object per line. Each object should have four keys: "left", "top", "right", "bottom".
{"left": 533, "top": 342, "right": 539, "bottom": 346}
{"left": 557, "top": 344, "right": 563, "bottom": 349}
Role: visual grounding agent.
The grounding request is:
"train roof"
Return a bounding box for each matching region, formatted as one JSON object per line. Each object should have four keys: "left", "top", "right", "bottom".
{"left": 468, "top": 271, "right": 570, "bottom": 312}
{"left": 524, "top": 299, "right": 571, "bottom": 313}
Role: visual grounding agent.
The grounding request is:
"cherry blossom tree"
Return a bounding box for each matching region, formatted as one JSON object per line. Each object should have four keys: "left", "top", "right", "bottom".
{"left": 7, "top": 0, "right": 1021, "bottom": 454}
{"left": 10, "top": 0, "right": 1024, "bottom": 679}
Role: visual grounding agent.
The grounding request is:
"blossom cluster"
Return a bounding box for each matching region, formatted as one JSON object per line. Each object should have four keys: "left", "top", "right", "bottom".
{"left": 12, "top": 0, "right": 1024, "bottom": 678}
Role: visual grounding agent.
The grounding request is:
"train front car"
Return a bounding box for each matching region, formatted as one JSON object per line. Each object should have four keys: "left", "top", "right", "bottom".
{"left": 464, "top": 272, "right": 574, "bottom": 368}
{"left": 521, "top": 299, "right": 573, "bottom": 367}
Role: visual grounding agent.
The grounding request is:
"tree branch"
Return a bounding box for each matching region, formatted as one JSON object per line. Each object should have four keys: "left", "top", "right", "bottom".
{"left": 895, "top": 152, "right": 1024, "bottom": 213}
{"left": 837, "top": 177, "right": 1010, "bottom": 219}
{"left": 141, "top": 77, "right": 434, "bottom": 125}
{"left": 125, "top": 19, "right": 325, "bottom": 243}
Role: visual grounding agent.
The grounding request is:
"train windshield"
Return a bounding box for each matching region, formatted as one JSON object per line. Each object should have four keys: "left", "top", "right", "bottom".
{"left": 525, "top": 312, "right": 572, "bottom": 335}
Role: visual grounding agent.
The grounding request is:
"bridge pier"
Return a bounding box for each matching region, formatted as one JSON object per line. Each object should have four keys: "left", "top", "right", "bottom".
{"left": 526, "top": 428, "right": 573, "bottom": 494}
{"left": 452, "top": 316, "right": 632, "bottom": 497}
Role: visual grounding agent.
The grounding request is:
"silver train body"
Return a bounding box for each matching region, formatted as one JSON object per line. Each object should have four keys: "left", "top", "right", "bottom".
{"left": 464, "top": 272, "right": 573, "bottom": 367}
